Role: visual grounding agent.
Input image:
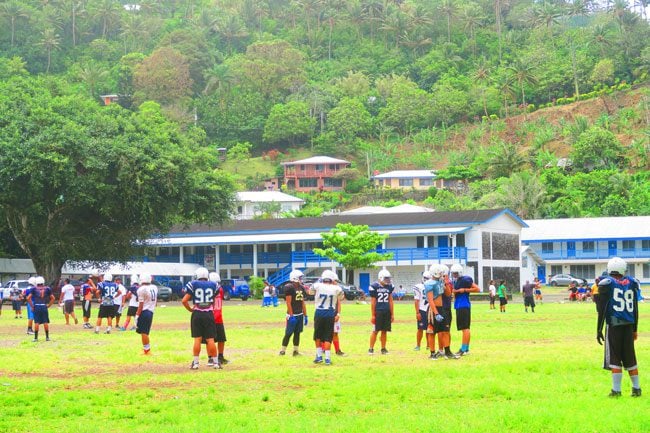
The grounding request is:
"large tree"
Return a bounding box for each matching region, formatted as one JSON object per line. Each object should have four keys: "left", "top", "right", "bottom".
{"left": 313, "top": 223, "right": 393, "bottom": 284}
{"left": 0, "top": 76, "right": 235, "bottom": 285}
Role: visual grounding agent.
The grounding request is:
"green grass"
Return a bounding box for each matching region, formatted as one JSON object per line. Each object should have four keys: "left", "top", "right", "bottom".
{"left": 0, "top": 299, "right": 648, "bottom": 433}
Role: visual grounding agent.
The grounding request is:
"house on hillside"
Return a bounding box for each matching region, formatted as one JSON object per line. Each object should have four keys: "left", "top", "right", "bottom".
{"left": 234, "top": 191, "right": 304, "bottom": 220}
{"left": 521, "top": 216, "right": 650, "bottom": 284}
{"left": 282, "top": 156, "right": 350, "bottom": 192}
{"left": 372, "top": 170, "right": 439, "bottom": 190}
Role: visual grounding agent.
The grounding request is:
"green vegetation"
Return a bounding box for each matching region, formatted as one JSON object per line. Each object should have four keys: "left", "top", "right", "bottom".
{"left": 0, "top": 300, "right": 648, "bottom": 432}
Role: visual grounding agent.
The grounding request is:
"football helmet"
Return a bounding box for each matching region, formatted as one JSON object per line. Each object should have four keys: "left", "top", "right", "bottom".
{"left": 429, "top": 264, "right": 443, "bottom": 278}
{"left": 422, "top": 271, "right": 432, "bottom": 281}
{"left": 130, "top": 274, "right": 139, "bottom": 285}
{"left": 28, "top": 277, "right": 36, "bottom": 286}
{"left": 35, "top": 276, "right": 45, "bottom": 285}
{"left": 450, "top": 264, "right": 463, "bottom": 275}
{"left": 321, "top": 270, "right": 338, "bottom": 282}
{"left": 607, "top": 257, "right": 627, "bottom": 275}
{"left": 195, "top": 267, "right": 209, "bottom": 280}
{"left": 103, "top": 273, "right": 113, "bottom": 282}
{"left": 439, "top": 264, "right": 449, "bottom": 276}
{"left": 378, "top": 268, "right": 391, "bottom": 282}
{"left": 139, "top": 273, "right": 152, "bottom": 284}
{"left": 289, "top": 269, "right": 304, "bottom": 282}
{"left": 209, "top": 272, "right": 221, "bottom": 283}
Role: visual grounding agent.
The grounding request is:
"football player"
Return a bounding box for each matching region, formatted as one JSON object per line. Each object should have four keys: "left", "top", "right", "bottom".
{"left": 451, "top": 263, "right": 480, "bottom": 356}
{"left": 25, "top": 277, "right": 36, "bottom": 335}
{"left": 424, "top": 264, "right": 453, "bottom": 360}
{"left": 113, "top": 277, "right": 126, "bottom": 329}
{"left": 596, "top": 257, "right": 642, "bottom": 397}
{"left": 209, "top": 272, "right": 229, "bottom": 366}
{"left": 312, "top": 270, "right": 343, "bottom": 365}
{"left": 135, "top": 273, "right": 157, "bottom": 355}
{"left": 81, "top": 274, "right": 97, "bottom": 329}
{"left": 413, "top": 271, "right": 432, "bottom": 352}
{"left": 279, "top": 269, "right": 308, "bottom": 356}
{"left": 182, "top": 267, "right": 220, "bottom": 369}
{"left": 121, "top": 274, "right": 140, "bottom": 331}
{"left": 94, "top": 273, "right": 120, "bottom": 334}
{"left": 368, "top": 268, "right": 394, "bottom": 355}
{"left": 26, "top": 277, "right": 54, "bottom": 342}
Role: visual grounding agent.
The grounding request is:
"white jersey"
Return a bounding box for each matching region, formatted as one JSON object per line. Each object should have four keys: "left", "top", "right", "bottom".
{"left": 313, "top": 282, "right": 343, "bottom": 318}
{"left": 413, "top": 283, "right": 429, "bottom": 311}
{"left": 128, "top": 285, "right": 140, "bottom": 307}
{"left": 61, "top": 284, "right": 76, "bottom": 302}
{"left": 137, "top": 284, "right": 158, "bottom": 312}
{"left": 489, "top": 284, "right": 496, "bottom": 296}
{"left": 113, "top": 284, "right": 126, "bottom": 306}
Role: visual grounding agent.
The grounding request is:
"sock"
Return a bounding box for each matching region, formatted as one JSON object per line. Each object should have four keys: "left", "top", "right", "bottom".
{"left": 445, "top": 346, "right": 452, "bottom": 355}
{"left": 293, "top": 346, "right": 299, "bottom": 352}
{"left": 95, "top": 326, "right": 100, "bottom": 332}
{"left": 143, "top": 344, "right": 150, "bottom": 351}
{"left": 45, "top": 330, "right": 49, "bottom": 339}
{"left": 324, "top": 350, "right": 331, "bottom": 361}
{"left": 333, "top": 340, "right": 341, "bottom": 352}
{"left": 612, "top": 372, "right": 623, "bottom": 392}
{"left": 34, "top": 331, "right": 38, "bottom": 340}
{"left": 316, "top": 347, "right": 323, "bottom": 358}
{"left": 462, "top": 344, "right": 469, "bottom": 352}
{"left": 107, "top": 326, "right": 111, "bottom": 332}
{"left": 218, "top": 353, "right": 224, "bottom": 359}
{"left": 193, "top": 356, "right": 199, "bottom": 363}
{"left": 281, "top": 346, "right": 287, "bottom": 352}
{"left": 631, "top": 374, "right": 640, "bottom": 389}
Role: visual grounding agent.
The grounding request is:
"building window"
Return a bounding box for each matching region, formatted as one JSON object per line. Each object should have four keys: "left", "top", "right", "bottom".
{"left": 542, "top": 242, "right": 553, "bottom": 254}
{"left": 570, "top": 264, "right": 595, "bottom": 280}
{"left": 298, "top": 178, "right": 318, "bottom": 188}
{"left": 550, "top": 265, "right": 562, "bottom": 276}
{"left": 398, "top": 178, "right": 413, "bottom": 187}
{"left": 419, "top": 178, "right": 433, "bottom": 186}
{"left": 237, "top": 206, "right": 243, "bottom": 214}
{"left": 376, "top": 179, "right": 383, "bottom": 186}
{"left": 324, "top": 178, "right": 342, "bottom": 187}
{"left": 315, "top": 164, "right": 324, "bottom": 171}
{"left": 642, "top": 240, "right": 650, "bottom": 251}
{"left": 643, "top": 263, "right": 650, "bottom": 279}
{"left": 416, "top": 236, "right": 424, "bottom": 248}
{"left": 583, "top": 241, "right": 594, "bottom": 252}
{"left": 299, "top": 165, "right": 305, "bottom": 171}
{"left": 329, "top": 164, "right": 336, "bottom": 170}
{"left": 622, "top": 240, "right": 635, "bottom": 251}
{"left": 627, "top": 264, "right": 636, "bottom": 278}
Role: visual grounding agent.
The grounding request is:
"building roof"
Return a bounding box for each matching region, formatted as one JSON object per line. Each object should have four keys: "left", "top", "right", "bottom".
{"left": 236, "top": 191, "right": 304, "bottom": 203}
{"left": 372, "top": 170, "right": 436, "bottom": 179}
{"left": 281, "top": 156, "right": 350, "bottom": 165}
{"left": 340, "top": 204, "right": 434, "bottom": 215}
{"left": 148, "top": 208, "right": 525, "bottom": 246}
{"left": 522, "top": 216, "right": 650, "bottom": 242}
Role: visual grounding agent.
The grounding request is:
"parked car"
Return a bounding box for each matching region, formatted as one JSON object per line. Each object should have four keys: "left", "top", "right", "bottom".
{"left": 340, "top": 284, "right": 364, "bottom": 301}
{"left": 276, "top": 278, "right": 317, "bottom": 301}
{"left": 53, "top": 278, "right": 83, "bottom": 300}
{"left": 2, "top": 280, "right": 31, "bottom": 303}
{"left": 152, "top": 280, "right": 173, "bottom": 302}
{"left": 221, "top": 279, "right": 251, "bottom": 301}
{"left": 166, "top": 280, "right": 184, "bottom": 300}
{"left": 548, "top": 274, "right": 587, "bottom": 286}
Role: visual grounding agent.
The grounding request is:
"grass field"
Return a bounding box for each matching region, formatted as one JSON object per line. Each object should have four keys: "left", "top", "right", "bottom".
{"left": 0, "top": 297, "right": 648, "bottom": 433}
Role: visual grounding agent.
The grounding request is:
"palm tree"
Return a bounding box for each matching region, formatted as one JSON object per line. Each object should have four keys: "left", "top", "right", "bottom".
{"left": 507, "top": 58, "right": 538, "bottom": 108}
{"left": 202, "top": 64, "right": 235, "bottom": 96}
{"left": 460, "top": 3, "right": 485, "bottom": 57}
{"left": 78, "top": 62, "right": 109, "bottom": 99}
{"left": 496, "top": 171, "right": 547, "bottom": 219}
{"left": 91, "top": 0, "right": 122, "bottom": 39}
{"left": 438, "top": 0, "right": 458, "bottom": 43}
{"left": 494, "top": 72, "right": 516, "bottom": 118}
{"left": 1, "top": 1, "right": 29, "bottom": 48}
{"left": 362, "top": 0, "right": 384, "bottom": 42}
{"left": 380, "top": 8, "right": 410, "bottom": 49}
{"left": 588, "top": 23, "right": 614, "bottom": 57}
{"left": 472, "top": 58, "right": 491, "bottom": 117}
{"left": 38, "top": 28, "right": 62, "bottom": 74}
{"left": 212, "top": 14, "right": 249, "bottom": 54}
{"left": 487, "top": 140, "right": 527, "bottom": 179}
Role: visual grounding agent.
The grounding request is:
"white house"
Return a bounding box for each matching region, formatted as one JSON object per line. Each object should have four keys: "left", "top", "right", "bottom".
{"left": 234, "top": 191, "right": 304, "bottom": 220}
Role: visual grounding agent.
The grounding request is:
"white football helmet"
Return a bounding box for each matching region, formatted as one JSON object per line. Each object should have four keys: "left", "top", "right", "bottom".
{"left": 130, "top": 274, "right": 139, "bottom": 285}
{"left": 289, "top": 269, "right": 304, "bottom": 282}
{"left": 209, "top": 272, "right": 221, "bottom": 283}
{"left": 139, "top": 273, "right": 152, "bottom": 284}
{"left": 450, "top": 264, "right": 463, "bottom": 275}
{"left": 103, "top": 273, "right": 113, "bottom": 282}
{"left": 321, "top": 270, "right": 338, "bottom": 282}
{"left": 422, "top": 270, "right": 432, "bottom": 281}
{"left": 607, "top": 257, "right": 627, "bottom": 275}
{"left": 429, "top": 264, "right": 443, "bottom": 279}
{"left": 439, "top": 264, "right": 449, "bottom": 276}
{"left": 28, "top": 277, "right": 36, "bottom": 286}
{"left": 195, "top": 267, "right": 209, "bottom": 280}
{"left": 378, "top": 268, "right": 391, "bottom": 282}
{"left": 35, "top": 276, "right": 45, "bottom": 285}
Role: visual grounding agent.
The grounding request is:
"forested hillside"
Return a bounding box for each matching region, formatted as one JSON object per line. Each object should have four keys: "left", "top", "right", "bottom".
{"left": 1, "top": 0, "right": 649, "bottom": 223}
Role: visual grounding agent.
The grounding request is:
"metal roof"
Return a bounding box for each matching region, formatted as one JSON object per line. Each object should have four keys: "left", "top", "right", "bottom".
{"left": 340, "top": 204, "right": 434, "bottom": 215}
{"left": 372, "top": 170, "right": 436, "bottom": 179}
{"left": 236, "top": 191, "right": 304, "bottom": 203}
{"left": 522, "top": 216, "right": 650, "bottom": 242}
{"left": 281, "top": 156, "right": 350, "bottom": 165}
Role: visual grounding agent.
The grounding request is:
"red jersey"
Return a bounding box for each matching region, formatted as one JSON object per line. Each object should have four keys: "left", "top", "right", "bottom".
{"left": 212, "top": 286, "right": 224, "bottom": 324}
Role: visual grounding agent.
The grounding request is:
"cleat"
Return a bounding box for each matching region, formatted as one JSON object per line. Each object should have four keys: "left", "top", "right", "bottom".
{"left": 444, "top": 352, "right": 460, "bottom": 360}
{"left": 414, "top": 346, "right": 420, "bottom": 351}
{"left": 218, "top": 356, "right": 229, "bottom": 365}
{"left": 104, "top": 330, "right": 111, "bottom": 334}
{"left": 368, "top": 348, "right": 374, "bottom": 355}
{"left": 213, "top": 362, "right": 223, "bottom": 369}
{"left": 118, "top": 327, "right": 126, "bottom": 331}
{"left": 279, "top": 350, "right": 286, "bottom": 356}
{"left": 335, "top": 350, "right": 345, "bottom": 356}
{"left": 46, "top": 337, "right": 50, "bottom": 341}
{"left": 292, "top": 351, "right": 301, "bottom": 357}
{"left": 455, "top": 350, "right": 468, "bottom": 357}
{"left": 207, "top": 358, "right": 215, "bottom": 367}
{"left": 381, "top": 348, "right": 388, "bottom": 355}
{"left": 129, "top": 326, "right": 136, "bottom": 331}
{"left": 94, "top": 330, "right": 99, "bottom": 334}
{"left": 190, "top": 361, "right": 200, "bottom": 370}
{"left": 32, "top": 338, "right": 38, "bottom": 342}
{"left": 143, "top": 349, "right": 151, "bottom": 355}
{"left": 324, "top": 359, "right": 332, "bottom": 366}
{"left": 631, "top": 388, "right": 642, "bottom": 397}
{"left": 429, "top": 352, "right": 441, "bottom": 360}
{"left": 608, "top": 390, "right": 622, "bottom": 398}
{"left": 313, "top": 356, "right": 323, "bottom": 364}
{"left": 27, "top": 330, "right": 35, "bottom": 335}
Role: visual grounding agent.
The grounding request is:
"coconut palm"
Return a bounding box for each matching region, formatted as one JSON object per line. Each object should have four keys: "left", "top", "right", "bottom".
{"left": 438, "top": 0, "right": 458, "bottom": 43}
{"left": 507, "top": 58, "right": 538, "bottom": 108}
{"left": 38, "top": 28, "right": 62, "bottom": 74}
{"left": 1, "top": 0, "right": 29, "bottom": 48}
{"left": 495, "top": 171, "right": 547, "bottom": 219}
{"left": 78, "top": 62, "right": 109, "bottom": 99}
{"left": 460, "top": 3, "right": 485, "bottom": 57}
{"left": 91, "top": 0, "right": 122, "bottom": 38}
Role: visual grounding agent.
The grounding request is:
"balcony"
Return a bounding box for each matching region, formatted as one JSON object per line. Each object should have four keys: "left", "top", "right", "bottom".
{"left": 535, "top": 247, "right": 649, "bottom": 261}
{"left": 291, "top": 247, "right": 468, "bottom": 267}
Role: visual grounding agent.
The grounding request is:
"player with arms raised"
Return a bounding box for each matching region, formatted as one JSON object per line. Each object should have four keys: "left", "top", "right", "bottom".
{"left": 596, "top": 257, "right": 642, "bottom": 397}
{"left": 182, "top": 267, "right": 220, "bottom": 369}
{"left": 95, "top": 273, "right": 121, "bottom": 334}
{"left": 312, "top": 270, "right": 343, "bottom": 366}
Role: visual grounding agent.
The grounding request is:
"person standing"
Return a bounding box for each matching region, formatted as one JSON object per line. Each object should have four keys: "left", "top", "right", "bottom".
{"left": 312, "top": 270, "right": 343, "bottom": 365}
{"left": 135, "top": 273, "right": 157, "bottom": 355}
{"left": 271, "top": 284, "right": 279, "bottom": 307}
{"left": 413, "top": 271, "right": 432, "bottom": 352}
{"left": 26, "top": 277, "right": 54, "bottom": 342}
{"left": 534, "top": 277, "right": 543, "bottom": 303}
{"left": 182, "top": 267, "right": 220, "bottom": 369}
{"left": 113, "top": 277, "right": 127, "bottom": 329}
{"left": 209, "top": 272, "right": 229, "bottom": 366}
{"left": 424, "top": 265, "right": 451, "bottom": 360}
{"left": 262, "top": 281, "right": 272, "bottom": 307}
{"left": 451, "top": 264, "right": 479, "bottom": 357}
{"left": 497, "top": 280, "right": 508, "bottom": 313}
{"left": 439, "top": 264, "right": 458, "bottom": 359}
{"left": 25, "top": 277, "right": 36, "bottom": 335}
{"left": 368, "top": 268, "right": 394, "bottom": 355}
{"left": 596, "top": 257, "right": 642, "bottom": 397}
{"left": 488, "top": 280, "right": 497, "bottom": 310}
{"left": 522, "top": 280, "right": 536, "bottom": 313}
{"left": 121, "top": 274, "right": 140, "bottom": 331}
{"left": 10, "top": 284, "right": 23, "bottom": 319}
{"left": 95, "top": 273, "right": 119, "bottom": 334}
{"left": 279, "top": 270, "right": 308, "bottom": 356}
{"left": 58, "top": 278, "right": 79, "bottom": 325}
{"left": 80, "top": 276, "right": 96, "bottom": 329}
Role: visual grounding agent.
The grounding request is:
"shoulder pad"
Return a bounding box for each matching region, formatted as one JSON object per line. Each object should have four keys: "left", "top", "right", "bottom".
{"left": 598, "top": 278, "right": 613, "bottom": 287}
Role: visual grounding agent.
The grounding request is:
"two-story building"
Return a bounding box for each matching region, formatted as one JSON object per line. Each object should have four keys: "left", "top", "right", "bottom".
{"left": 145, "top": 208, "right": 527, "bottom": 292}
{"left": 372, "top": 170, "right": 439, "bottom": 190}
{"left": 234, "top": 191, "right": 304, "bottom": 220}
{"left": 282, "top": 156, "right": 350, "bottom": 192}
{"left": 521, "top": 216, "right": 650, "bottom": 284}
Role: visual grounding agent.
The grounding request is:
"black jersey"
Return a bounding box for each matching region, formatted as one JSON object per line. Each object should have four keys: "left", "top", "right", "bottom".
{"left": 369, "top": 282, "right": 393, "bottom": 311}
{"left": 284, "top": 281, "right": 306, "bottom": 316}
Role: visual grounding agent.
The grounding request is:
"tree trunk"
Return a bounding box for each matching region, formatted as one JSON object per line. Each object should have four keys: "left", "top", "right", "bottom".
{"left": 32, "top": 257, "right": 65, "bottom": 289}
